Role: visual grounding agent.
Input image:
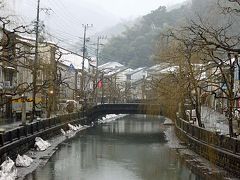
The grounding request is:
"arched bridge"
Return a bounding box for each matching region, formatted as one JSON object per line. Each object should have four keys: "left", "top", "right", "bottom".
{"left": 86, "top": 103, "right": 163, "bottom": 122}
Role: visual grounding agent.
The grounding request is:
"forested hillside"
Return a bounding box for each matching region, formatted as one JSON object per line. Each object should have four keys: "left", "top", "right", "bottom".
{"left": 100, "top": 0, "right": 222, "bottom": 68}
{"left": 100, "top": 5, "right": 191, "bottom": 67}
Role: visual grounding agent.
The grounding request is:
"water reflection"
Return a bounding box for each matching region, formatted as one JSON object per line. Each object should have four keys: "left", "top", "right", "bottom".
{"left": 25, "top": 115, "right": 202, "bottom": 180}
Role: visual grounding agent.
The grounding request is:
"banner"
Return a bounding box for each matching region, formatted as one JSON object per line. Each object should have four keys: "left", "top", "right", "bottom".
{"left": 97, "top": 80, "right": 103, "bottom": 88}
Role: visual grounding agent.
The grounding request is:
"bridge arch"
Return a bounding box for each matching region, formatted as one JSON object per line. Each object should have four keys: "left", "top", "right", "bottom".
{"left": 86, "top": 103, "right": 163, "bottom": 122}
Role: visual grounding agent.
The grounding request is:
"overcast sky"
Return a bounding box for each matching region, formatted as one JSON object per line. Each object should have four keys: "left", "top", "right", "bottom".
{"left": 6, "top": 0, "right": 187, "bottom": 46}
{"left": 9, "top": 0, "right": 187, "bottom": 22}
{"left": 81, "top": 0, "right": 187, "bottom": 18}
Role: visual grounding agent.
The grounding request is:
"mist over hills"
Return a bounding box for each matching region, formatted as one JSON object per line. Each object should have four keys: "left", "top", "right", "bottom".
{"left": 2, "top": 0, "right": 190, "bottom": 63}
{"left": 99, "top": 0, "right": 236, "bottom": 68}
{"left": 4, "top": 0, "right": 119, "bottom": 42}
{"left": 99, "top": 1, "right": 192, "bottom": 68}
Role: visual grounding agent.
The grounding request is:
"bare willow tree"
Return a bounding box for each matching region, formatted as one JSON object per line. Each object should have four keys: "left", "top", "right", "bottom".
{"left": 155, "top": 0, "right": 240, "bottom": 136}
{"left": 154, "top": 36, "right": 205, "bottom": 126}
{"left": 0, "top": 15, "right": 37, "bottom": 118}
{"left": 0, "top": 15, "right": 67, "bottom": 120}
{"left": 218, "top": 0, "right": 240, "bottom": 14}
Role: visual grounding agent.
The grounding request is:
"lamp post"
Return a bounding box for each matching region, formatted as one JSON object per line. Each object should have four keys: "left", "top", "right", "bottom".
{"left": 47, "top": 90, "right": 54, "bottom": 118}
{"left": 21, "top": 94, "right": 27, "bottom": 125}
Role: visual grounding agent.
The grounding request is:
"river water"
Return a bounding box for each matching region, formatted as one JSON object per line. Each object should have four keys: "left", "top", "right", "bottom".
{"left": 25, "top": 115, "right": 202, "bottom": 180}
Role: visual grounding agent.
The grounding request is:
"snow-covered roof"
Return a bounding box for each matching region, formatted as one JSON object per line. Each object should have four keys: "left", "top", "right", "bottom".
{"left": 16, "top": 35, "right": 57, "bottom": 47}
{"left": 98, "top": 62, "right": 124, "bottom": 70}
{"left": 147, "top": 63, "right": 169, "bottom": 72}
{"left": 59, "top": 48, "right": 88, "bottom": 70}
{"left": 104, "top": 66, "right": 130, "bottom": 76}
{"left": 160, "top": 66, "right": 179, "bottom": 74}
{"left": 126, "top": 67, "right": 145, "bottom": 75}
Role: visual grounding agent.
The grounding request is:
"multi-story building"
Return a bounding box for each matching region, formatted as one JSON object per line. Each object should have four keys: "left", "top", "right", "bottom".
{"left": 0, "top": 26, "right": 99, "bottom": 121}
{"left": 57, "top": 48, "right": 93, "bottom": 108}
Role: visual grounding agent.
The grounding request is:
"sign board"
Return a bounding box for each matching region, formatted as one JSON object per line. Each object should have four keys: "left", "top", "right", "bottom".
{"left": 68, "top": 63, "right": 75, "bottom": 72}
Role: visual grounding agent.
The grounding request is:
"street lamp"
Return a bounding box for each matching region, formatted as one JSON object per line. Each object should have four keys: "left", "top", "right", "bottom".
{"left": 21, "top": 94, "right": 27, "bottom": 126}
{"left": 47, "top": 90, "right": 54, "bottom": 118}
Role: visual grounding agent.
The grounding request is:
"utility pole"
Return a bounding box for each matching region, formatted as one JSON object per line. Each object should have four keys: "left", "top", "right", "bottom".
{"left": 101, "top": 72, "right": 104, "bottom": 104}
{"left": 81, "top": 24, "right": 92, "bottom": 106}
{"left": 31, "top": 0, "right": 40, "bottom": 122}
{"left": 95, "top": 36, "right": 106, "bottom": 104}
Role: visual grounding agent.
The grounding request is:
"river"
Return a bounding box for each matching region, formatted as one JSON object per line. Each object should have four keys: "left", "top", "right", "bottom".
{"left": 24, "top": 115, "right": 202, "bottom": 180}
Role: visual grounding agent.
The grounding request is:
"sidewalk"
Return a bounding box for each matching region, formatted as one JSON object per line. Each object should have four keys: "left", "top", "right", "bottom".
{"left": 0, "top": 112, "right": 66, "bottom": 131}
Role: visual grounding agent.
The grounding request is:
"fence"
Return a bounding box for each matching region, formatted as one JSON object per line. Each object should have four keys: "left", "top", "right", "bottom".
{"left": 176, "top": 117, "right": 240, "bottom": 176}
{"left": 0, "top": 111, "right": 85, "bottom": 163}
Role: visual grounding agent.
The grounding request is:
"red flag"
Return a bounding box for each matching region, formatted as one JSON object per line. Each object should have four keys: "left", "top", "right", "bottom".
{"left": 97, "top": 80, "right": 103, "bottom": 88}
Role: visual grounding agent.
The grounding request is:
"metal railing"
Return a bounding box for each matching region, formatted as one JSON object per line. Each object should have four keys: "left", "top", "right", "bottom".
{"left": 176, "top": 117, "right": 240, "bottom": 154}
{"left": 0, "top": 112, "right": 83, "bottom": 147}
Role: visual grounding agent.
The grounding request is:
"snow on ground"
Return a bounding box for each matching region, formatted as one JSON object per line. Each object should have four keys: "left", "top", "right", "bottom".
{"left": 0, "top": 157, "right": 17, "bottom": 180}
{"left": 201, "top": 106, "right": 229, "bottom": 135}
{"left": 164, "top": 125, "right": 185, "bottom": 149}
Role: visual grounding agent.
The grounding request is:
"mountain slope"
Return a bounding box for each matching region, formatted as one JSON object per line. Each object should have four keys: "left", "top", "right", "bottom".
{"left": 100, "top": 5, "right": 191, "bottom": 68}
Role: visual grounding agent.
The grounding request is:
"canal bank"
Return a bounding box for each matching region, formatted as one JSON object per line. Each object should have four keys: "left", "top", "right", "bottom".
{"left": 16, "top": 114, "right": 126, "bottom": 180}
{"left": 0, "top": 112, "right": 85, "bottom": 164}
{"left": 175, "top": 116, "right": 240, "bottom": 179}
{"left": 16, "top": 126, "right": 90, "bottom": 180}
{"left": 1, "top": 113, "right": 238, "bottom": 180}
{"left": 22, "top": 115, "right": 235, "bottom": 180}
{"left": 165, "top": 126, "right": 236, "bottom": 180}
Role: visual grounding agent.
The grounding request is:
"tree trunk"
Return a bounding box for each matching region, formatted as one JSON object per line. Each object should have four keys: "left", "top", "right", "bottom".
{"left": 195, "top": 91, "right": 202, "bottom": 127}
{"left": 228, "top": 61, "right": 235, "bottom": 137}
{"left": 228, "top": 98, "right": 234, "bottom": 137}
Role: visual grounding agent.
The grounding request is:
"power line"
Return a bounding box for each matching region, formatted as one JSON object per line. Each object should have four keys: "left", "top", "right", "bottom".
{"left": 51, "top": 0, "right": 85, "bottom": 26}
{"left": 46, "top": 0, "right": 85, "bottom": 28}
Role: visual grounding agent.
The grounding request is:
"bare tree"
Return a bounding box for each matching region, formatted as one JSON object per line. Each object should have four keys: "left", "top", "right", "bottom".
{"left": 154, "top": 36, "right": 205, "bottom": 126}
{"left": 218, "top": 0, "right": 240, "bottom": 14}
{"left": 155, "top": 0, "right": 240, "bottom": 136}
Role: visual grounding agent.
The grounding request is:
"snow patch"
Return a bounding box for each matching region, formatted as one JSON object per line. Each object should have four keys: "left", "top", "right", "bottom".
{"left": 0, "top": 157, "right": 17, "bottom": 180}
{"left": 34, "top": 137, "right": 51, "bottom": 151}
{"left": 98, "top": 114, "right": 126, "bottom": 124}
{"left": 15, "top": 154, "right": 33, "bottom": 167}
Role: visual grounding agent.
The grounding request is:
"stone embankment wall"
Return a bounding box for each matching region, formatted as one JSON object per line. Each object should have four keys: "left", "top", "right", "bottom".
{"left": 0, "top": 112, "right": 86, "bottom": 163}
{"left": 175, "top": 117, "right": 240, "bottom": 176}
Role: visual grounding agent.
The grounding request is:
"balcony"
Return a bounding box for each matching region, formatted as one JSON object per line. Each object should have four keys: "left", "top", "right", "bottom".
{"left": 3, "top": 81, "right": 14, "bottom": 89}
{"left": 0, "top": 81, "right": 15, "bottom": 90}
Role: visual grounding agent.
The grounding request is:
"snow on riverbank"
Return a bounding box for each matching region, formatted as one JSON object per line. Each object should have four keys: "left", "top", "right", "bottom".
{"left": 0, "top": 157, "right": 17, "bottom": 180}
{"left": 16, "top": 114, "right": 126, "bottom": 180}
{"left": 97, "top": 114, "right": 126, "bottom": 124}
{"left": 15, "top": 155, "right": 33, "bottom": 168}
{"left": 16, "top": 134, "right": 85, "bottom": 179}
